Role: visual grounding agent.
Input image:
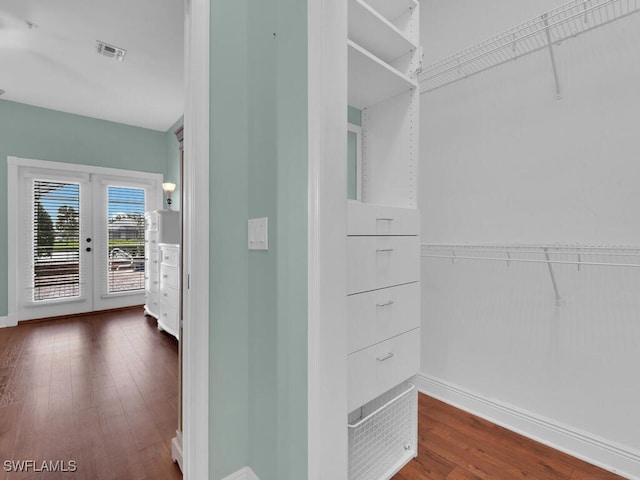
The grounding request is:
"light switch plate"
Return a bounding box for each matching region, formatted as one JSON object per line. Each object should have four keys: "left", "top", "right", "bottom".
{"left": 248, "top": 217, "right": 268, "bottom": 250}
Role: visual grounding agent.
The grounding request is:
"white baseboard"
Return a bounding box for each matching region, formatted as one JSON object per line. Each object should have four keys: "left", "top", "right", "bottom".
{"left": 221, "top": 466, "right": 260, "bottom": 480}
{"left": 0, "top": 314, "right": 17, "bottom": 328}
{"left": 415, "top": 374, "right": 640, "bottom": 480}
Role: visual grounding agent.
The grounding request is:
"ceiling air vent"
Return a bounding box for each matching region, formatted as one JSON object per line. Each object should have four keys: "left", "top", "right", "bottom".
{"left": 96, "top": 41, "right": 126, "bottom": 61}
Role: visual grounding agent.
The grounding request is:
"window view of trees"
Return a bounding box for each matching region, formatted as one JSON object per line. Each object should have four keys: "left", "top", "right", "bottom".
{"left": 35, "top": 201, "right": 55, "bottom": 257}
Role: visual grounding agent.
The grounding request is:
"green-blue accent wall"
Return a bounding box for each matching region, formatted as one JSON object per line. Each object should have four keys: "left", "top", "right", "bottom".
{"left": 209, "top": 0, "right": 308, "bottom": 478}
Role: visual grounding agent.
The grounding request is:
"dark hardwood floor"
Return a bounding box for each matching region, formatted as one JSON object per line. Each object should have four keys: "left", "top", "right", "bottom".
{"left": 394, "top": 394, "right": 627, "bottom": 480}
{"left": 0, "top": 308, "right": 182, "bottom": 480}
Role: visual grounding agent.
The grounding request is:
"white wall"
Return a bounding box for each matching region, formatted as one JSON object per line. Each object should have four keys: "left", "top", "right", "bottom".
{"left": 419, "top": 1, "right": 640, "bottom": 477}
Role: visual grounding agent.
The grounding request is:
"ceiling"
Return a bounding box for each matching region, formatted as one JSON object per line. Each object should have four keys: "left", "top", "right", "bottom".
{"left": 0, "top": 0, "right": 184, "bottom": 132}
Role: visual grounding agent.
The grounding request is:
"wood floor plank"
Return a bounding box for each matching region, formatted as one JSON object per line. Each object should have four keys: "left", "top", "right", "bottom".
{"left": 394, "top": 394, "right": 628, "bottom": 480}
{"left": 0, "top": 307, "right": 182, "bottom": 480}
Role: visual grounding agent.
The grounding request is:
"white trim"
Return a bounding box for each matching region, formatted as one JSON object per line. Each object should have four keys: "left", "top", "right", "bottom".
{"left": 307, "top": 0, "right": 349, "bottom": 479}
{"left": 0, "top": 314, "right": 17, "bottom": 328}
{"left": 347, "top": 123, "right": 363, "bottom": 201}
{"left": 7, "top": 156, "right": 164, "bottom": 182}
{"left": 182, "top": 0, "right": 210, "bottom": 479}
{"left": 6, "top": 156, "right": 162, "bottom": 322}
{"left": 221, "top": 466, "right": 261, "bottom": 480}
{"left": 415, "top": 374, "right": 640, "bottom": 480}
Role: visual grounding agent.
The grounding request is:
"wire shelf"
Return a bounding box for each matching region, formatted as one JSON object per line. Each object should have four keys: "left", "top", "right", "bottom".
{"left": 421, "top": 243, "right": 640, "bottom": 268}
{"left": 418, "top": 0, "right": 640, "bottom": 93}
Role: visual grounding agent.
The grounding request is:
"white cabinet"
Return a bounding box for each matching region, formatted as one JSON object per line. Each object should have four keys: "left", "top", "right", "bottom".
{"left": 144, "top": 210, "right": 179, "bottom": 340}
{"left": 158, "top": 243, "right": 180, "bottom": 339}
{"left": 346, "top": 0, "right": 420, "bottom": 477}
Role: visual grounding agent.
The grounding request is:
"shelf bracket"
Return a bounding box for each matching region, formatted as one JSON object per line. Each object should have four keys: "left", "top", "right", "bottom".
{"left": 544, "top": 248, "right": 563, "bottom": 306}
{"left": 543, "top": 13, "right": 562, "bottom": 100}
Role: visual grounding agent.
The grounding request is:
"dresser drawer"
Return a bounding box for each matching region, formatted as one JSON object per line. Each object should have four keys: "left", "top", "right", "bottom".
{"left": 144, "top": 273, "right": 159, "bottom": 293}
{"left": 347, "top": 282, "right": 420, "bottom": 354}
{"left": 145, "top": 292, "right": 160, "bottom": 317}
{"left": 160, "top": 284, "right": 179, "bottom": 306}
{"left": 347, "top": 236, "right": 419, "bottom": 295}
{"left": 347, "top": 328, "right": 420, "bottom": 412}
{"left": 145, "top": 213, "right": 159, "bottom": 231}
{"left": 159, "top": 301, "right": 179, "bottom": 338}
{"left": 160, "top": 264, "right": 179, "bottom": 289}
{"left": 160, "top": 246, "right": 179, "bottom": 267}
{"left": 348, "top": 202, "right": 419, "bottom": 236}
{"left": 145, "top": 231, "right": 159, "bottom": 251}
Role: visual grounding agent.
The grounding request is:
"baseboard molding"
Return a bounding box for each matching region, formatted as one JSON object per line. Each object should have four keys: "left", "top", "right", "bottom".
{"left": 0, "top": 314, "right": 18, "bottom": 328}
{"left": 221, "top": 466, "right": 260, "bottom": 480}
{"left": 415, "top": 374, "right": 640, "bottom": 480}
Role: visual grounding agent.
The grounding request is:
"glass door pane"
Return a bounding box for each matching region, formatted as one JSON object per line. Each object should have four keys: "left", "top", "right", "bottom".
{"left": 32, "top": 180, "right": 81, "bottom": 301}
{"left": 107, "top": 186, "right": 146, "bottom": 293}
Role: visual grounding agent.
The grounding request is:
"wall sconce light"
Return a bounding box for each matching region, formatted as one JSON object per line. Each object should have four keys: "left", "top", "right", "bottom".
{"left": 162, "top": 182, "right": 176, "bottom": 210}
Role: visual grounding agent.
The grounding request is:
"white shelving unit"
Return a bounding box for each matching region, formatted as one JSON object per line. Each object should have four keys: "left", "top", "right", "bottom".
{"left": 419, "top": 0, "right": 640, "bottom": 94}
{"left": 346, "top": 0, "right": 421, "bottom": 477}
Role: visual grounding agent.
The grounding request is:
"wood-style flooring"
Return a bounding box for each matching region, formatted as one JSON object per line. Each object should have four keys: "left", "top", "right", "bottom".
{"left": 0, "top": 308, "right": 182, "bottom": 480}
{"left": 394, "top": 394, "right": 627, "bottom": 480}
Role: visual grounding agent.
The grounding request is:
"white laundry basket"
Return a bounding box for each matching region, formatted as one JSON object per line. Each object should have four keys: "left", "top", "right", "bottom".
{"left": 348, "top": 382, "right": 417, "bottom": 480}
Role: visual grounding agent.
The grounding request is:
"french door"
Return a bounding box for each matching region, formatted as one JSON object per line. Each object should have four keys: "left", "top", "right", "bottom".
{"left": 11, "top": 159, "right": 162, "bottom": 321}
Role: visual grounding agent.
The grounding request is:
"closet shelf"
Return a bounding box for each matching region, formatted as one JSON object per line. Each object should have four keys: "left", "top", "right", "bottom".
{"left": 421, "top": 243, "right": 640, "bottom": 268}
{"left": 364, "top": 0, "right": 417, "bottom": 25}
{"left": 348, "top": 40, "right": 418, "bottom": 109}
{"left": 349, "top": 0, "right": 417, "bottom": 65}
{"left": 418, "top": 0, "right": 640, "bottom": 93}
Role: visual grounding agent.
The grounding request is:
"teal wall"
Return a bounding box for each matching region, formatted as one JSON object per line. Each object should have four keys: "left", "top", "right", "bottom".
{"left": 209, "top": 0, "right": 308, "bottom": 479}
{"left": 0, "top": 99, "right": 174, "bottom": 317}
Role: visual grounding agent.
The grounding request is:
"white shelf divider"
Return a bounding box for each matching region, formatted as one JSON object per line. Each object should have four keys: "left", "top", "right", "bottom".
{"left": 419, "top": 0, "right": 640, "bottom": 94}
{"left": 348, "top": 40, "right": 417, "bottom": 109}
{"left": 349, "top": 0, "right": 417, "bottom": 65}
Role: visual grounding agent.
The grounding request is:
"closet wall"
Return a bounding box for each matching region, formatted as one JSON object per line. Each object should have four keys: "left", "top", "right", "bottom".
{"left": 419, "top": 0, "right": 640, "bottom": 477}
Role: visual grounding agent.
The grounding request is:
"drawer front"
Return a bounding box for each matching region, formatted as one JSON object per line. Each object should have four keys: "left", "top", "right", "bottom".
{"left": 145, "top": 292, "right": 160, "bottom": 317}
{"left": 347, "top": 236, "right": 419, "bottom": 295}
{"left": 145, "top": 213, "right": 159, "bottom": 231}
{"left": 146, "top": 257, "right": 160, "bottom": 274}
{"left": 145, "top": 231, "right": 159, "bottom": 251}
{"left": 160, "top": 246, "right": 179, "bottom": 267}
{"left": 159, "top": 301, "right": 179, "bottom": 338}
{"left": 348, "top": 202, "right": 419, "bottom": 236}
{"left": 160, "top": 284, "right": 179, "bottom": 306}
{"left": 347, "top": 328, "right": 420, "bottom": 412}
{"left": 160, "top": 265, "right": 179, "bottom": 289}
{"left": 347, "top": 282, "right": 420, "bottom": 354}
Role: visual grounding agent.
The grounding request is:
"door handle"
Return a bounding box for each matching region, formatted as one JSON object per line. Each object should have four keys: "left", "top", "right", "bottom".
{"left": 376, "top": 353, "right": 394, "bottom": 362}
{"left": 86, "top": 247, "right": 92, "bottom": 252}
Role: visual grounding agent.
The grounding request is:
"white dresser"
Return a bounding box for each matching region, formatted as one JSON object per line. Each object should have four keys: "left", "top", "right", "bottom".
{"left": 144, "top": 210, "right": 180, "bottom": 340}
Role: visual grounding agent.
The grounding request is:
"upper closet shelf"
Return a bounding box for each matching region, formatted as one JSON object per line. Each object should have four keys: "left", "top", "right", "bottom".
{"left": 419, "top": 0, "right": 640, "bottom": 93}
{"left": 348, "top": 40, "right": 417, "bottom": 109}
{"left": 349, "top": 0, "right": 417, "bottom": 64}
{"left": 364, "top": 0, "right": 418, "bottom": 25}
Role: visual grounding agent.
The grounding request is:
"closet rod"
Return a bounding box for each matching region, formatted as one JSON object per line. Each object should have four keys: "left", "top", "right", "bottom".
{"left": 419, "top": 0, "right": 640, "bottom": 93}
{"left": 421, "top": 254, "right": 640, "bottom": 268}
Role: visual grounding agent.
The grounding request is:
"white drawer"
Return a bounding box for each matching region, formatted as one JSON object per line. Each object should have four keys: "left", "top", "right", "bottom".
{"left": 347, "top": 328, "right": 420, "bottom": 412}
{"left": 160, "top": 265, "right": 179, "bottom": 289}
{"left": 145, "top": 293, "right": 160, "bottom": 317}
{"left": 145, "top": 232, "right": 159, "bottom": 251}
{"left": 347, "top": 236, "right": 419, "bottom": 295}
{"left": 146, "top": 257, "right": 160, "bottom": 274}
{"left": 347, "top": 282, "right": 420, "bottom": 354}
{"left": 145, "top": 272, "right": 159, "bottom": 292}
{"left": 159, "top": 301, "right": 179, "bottom": 338}
{"left": 160, "top": 246, "right": 179, "bottom": 267}
{"left": 348, "top": 202, "right": 419, "bottom": 236}
{"left": 160, "top": 284, "right": 179, "bottom": 306}
{"left": 145, "top": 213, "right": 159, "bottom": 231}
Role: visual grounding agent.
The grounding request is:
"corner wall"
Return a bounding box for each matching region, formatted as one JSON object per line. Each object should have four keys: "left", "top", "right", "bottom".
{"left": 419, "top": 1, "right": 640, "bottom": 477}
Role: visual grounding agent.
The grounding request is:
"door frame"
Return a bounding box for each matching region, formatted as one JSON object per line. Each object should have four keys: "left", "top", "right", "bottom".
{"left": 7, "top": 156, "right": 163, "bottom": 323}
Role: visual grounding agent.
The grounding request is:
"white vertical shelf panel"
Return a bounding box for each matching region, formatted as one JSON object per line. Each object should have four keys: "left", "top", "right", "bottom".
{"left": 348, "top": 40, "right": 417, "bottom": 109}
{"left": 361, "top": 91, "right": 417, "bottom": 207}
{"left": 348, "top": 0, "right": 417, "bottom": 65}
